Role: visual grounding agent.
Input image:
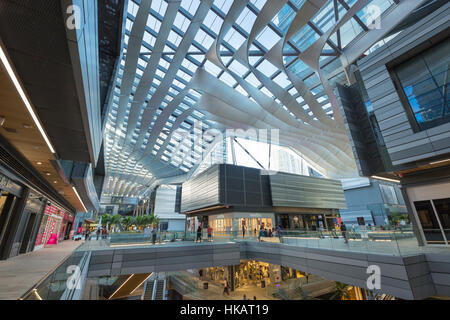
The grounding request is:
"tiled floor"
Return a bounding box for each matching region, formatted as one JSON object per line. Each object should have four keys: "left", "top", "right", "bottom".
{"left": 0, "top": 240, "right": 81, "bottom": 300}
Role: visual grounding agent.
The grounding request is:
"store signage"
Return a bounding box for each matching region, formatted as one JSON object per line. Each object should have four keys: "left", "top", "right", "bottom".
{"left": 46, "top": 234, "right": 58, "bottom": 245}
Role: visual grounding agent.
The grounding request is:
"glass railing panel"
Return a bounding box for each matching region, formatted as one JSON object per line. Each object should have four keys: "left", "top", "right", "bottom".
{"left": 21, "top": 250, "right": 89, "bottom": 300}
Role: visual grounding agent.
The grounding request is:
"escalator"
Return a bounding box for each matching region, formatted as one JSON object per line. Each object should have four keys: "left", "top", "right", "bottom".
{"left": 142, "top": 280, "right": 155, "bottom": 300}
{"left": 154, "top": 280, "right": 166, "bottom": 300}
{"left": 142, "top": 273, "right": 166, "bottom": 300}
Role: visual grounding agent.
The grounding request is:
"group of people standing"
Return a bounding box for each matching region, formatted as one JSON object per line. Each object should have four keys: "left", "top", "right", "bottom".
{"left": 83, "top": 227, "right": 109, "bottom": 241}
{"left": 195, "top": 225, "right": 213, "bottom": 242}
{"left": 257, "top": 225, "right": 281, "bottom": 242}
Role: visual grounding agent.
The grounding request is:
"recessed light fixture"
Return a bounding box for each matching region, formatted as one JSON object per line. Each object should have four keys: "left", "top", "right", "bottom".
{"left": 36, "top": 162, "right": 43, "bottom": 165}
{"left": 72, "top": 186, "right": 88, "bottom": 212}
{"left": 45, "top": 172, "right": 51, "bottom": 176}
{"left": 371, "top": 175, "right": 400, "bottom": 183}
{"left": 53, "top": 181, "right": 57, "bottom": 184}
{"left": 23, "top": 124, "right": 32, "bottom": 129}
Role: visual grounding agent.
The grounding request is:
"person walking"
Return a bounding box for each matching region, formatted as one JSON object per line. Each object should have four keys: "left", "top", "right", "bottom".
{"left": 223, "top": 280, "right": 230, "bottom": 296}
{"left": 151, "top": 226, "right": 157, "bottom": 245}
{"left": 96, "top": 228, "right": 101, "bottom": 240}
{"left": 84, "top": 229, "right": 90, "bottom": 241}
{"left": 207, "top": 225, "right": 213, "bottom": 242}
{"left": 258, "top": 229, "right": 264, "bottom": 242}
{"left": 341, "top": 222, "right": 348, "bottom": 243}
{"left": 196, "top": 225, "right": 202, "bottom": 243}
{"left": 242, "top": 226, "right": 246, "bottom": 239}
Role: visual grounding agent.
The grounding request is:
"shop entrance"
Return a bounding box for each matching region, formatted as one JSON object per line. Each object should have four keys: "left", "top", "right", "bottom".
{"left": 276, "top": 213, "right": 335, "bottom": 231}
{"left": 0, "top": 191, "right": 18, "bottom": 252}
{"left": 237, "top": 217, "right": 274, "bottom": 237}
{"left": 19, "top": 212, "right": 36, "bottom": 254}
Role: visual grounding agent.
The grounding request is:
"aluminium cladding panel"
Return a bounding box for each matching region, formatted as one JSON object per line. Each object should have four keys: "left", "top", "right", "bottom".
{"left": 357, "top": 3, "right": 450, "bottom": 167}
{"left": 269, "top": 172, "right": 347, "bottom": 209}
{"left": 180, "top": 164, "right": 220, "bottom": 213}
{"left": 220, "top": 164, "right": 272, "bottom": 209}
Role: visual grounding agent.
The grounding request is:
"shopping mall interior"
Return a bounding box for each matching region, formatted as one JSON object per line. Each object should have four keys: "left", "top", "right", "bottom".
{"left": 0, "top": 0, "right": 449, "bottom": 302}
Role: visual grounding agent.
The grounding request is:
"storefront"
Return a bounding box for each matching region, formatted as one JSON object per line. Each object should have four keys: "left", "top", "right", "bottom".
{"left": 199, "top": 260, "right": 306, "bottom": 292}
{"left": 34, "top": 204, "right": 73, "bottom": 250}
{"left": 207, "top": 212, "right": 275, "bottom": 236}
{"left": 276, "top": 211, "right": 340, "bottom": 231}
{"left": 405, "top": 180, "right": 450, "bottom": 246}
{"left": 0, "top": 172, "right": 26, "bottom": 259}
{"left": 59, "top": 213, "right": 74, "bottom": 241}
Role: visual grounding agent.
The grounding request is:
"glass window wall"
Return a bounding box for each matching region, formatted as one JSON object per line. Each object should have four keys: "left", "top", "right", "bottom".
{"left": 392, "top": 39, "right": 450, "bottom": 131}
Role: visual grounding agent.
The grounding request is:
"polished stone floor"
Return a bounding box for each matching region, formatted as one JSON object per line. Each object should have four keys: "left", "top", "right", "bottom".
{"left": 0, "top": 240, "right": 81, "bottom": 300}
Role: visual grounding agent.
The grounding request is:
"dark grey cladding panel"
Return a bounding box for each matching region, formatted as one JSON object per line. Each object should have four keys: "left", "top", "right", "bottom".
{"left": 181, "top": 164, "right": 271, "bottom": 212}
{"left": 357, "top": 3, "right": 450, "bottom": 168}
{"left": 269, "top": 172, "right": 346, "bottom": 209}
{"left": 221, "top": 164, "right": 271, "bottom": 209}
{"left": 181, "top": 164, "right": 220, "bottom": 212}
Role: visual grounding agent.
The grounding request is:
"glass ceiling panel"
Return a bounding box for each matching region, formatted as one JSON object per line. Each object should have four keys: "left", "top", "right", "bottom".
{"left": 203, "top": 10, "right": 223, "bottom": 34}
{"left": 236, "top": 8, "right": 257, "bottom": 34}
{"left": 103, "top": 0, "right": 403, "bottom": 198}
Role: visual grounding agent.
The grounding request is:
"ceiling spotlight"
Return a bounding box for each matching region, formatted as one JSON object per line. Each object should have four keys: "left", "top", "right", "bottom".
{"left": 45, "top": 172, "right": 51, "bottom": 176}
{"left": 36, "top": 162, "right": 43, "bottom": 165}
{"left": 53, "top": 181, "right": 57, "bottom": 184}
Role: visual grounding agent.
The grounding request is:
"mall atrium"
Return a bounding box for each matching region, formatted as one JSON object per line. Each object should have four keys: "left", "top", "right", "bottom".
{"left": 0, "top": 0, "right": 449, "bottom": 302}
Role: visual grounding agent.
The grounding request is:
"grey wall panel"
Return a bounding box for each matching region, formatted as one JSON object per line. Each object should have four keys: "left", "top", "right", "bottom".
{"left": 181, "top": 164, "right": 220, "bottom": 212}
{"left": 181, "top": 164, "right": 272, "bottom": 212}
{"left": 269, "top": 172, "right": 347, "bottom": 209}
{"left": 358, "top": 4, "right": 450, "bottom": 168}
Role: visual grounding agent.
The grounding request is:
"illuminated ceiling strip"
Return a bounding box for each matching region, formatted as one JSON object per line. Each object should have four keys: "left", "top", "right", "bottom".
{"left": 0, "top": 44, "right": 56, "bottom": 154}
{"left": 72, "top": 186, "right": 88, "bottom": 212}
{"left": 429, "top": 159, "right": 450, "bottom": 165}
{"left": 371, "top": 175, "right": 401, "bottom": 184}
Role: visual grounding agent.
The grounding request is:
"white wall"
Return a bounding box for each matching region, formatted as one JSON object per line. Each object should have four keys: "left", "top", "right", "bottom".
{"left": 154, "top": 185, "right": 185, "bottom": 230}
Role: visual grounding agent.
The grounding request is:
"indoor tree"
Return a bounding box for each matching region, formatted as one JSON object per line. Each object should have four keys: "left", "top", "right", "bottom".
{"left": 121, "top": 216, "right": 136, "bottom": 231}
{"left": 330, "top": 282, "right": 351, "bottom": 300}
{"left": 110, "top": 214, "right": 123, "bottom": 232}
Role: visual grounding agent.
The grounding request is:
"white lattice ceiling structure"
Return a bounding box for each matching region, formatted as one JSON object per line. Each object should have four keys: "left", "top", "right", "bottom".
{"left": 103, "top": 0, "right": 428, "bottom": 198}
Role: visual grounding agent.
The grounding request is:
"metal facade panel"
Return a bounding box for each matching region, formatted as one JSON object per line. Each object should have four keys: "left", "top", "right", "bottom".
{"left": 358, "top": 4, "right": 450, "bottom": 168}
{"left": 269, "top": 172, "right": 347, "bottom": 209}
{"left": 180, "top": 164, "right": 220, "bottom": 213}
